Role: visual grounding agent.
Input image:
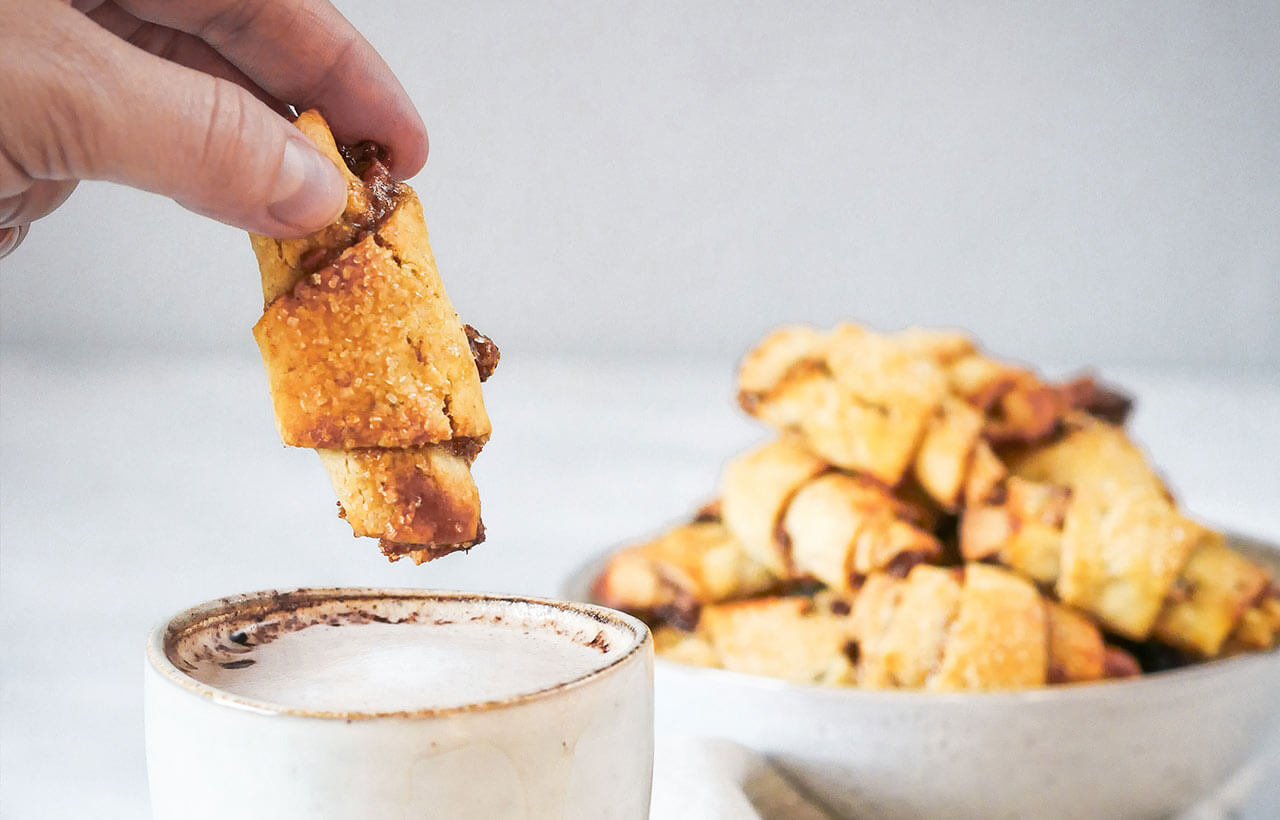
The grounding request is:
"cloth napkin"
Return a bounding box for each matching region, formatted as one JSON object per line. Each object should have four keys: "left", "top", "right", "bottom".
{"left": 650, "top": 737, "right": 832, "bottom": 820}
{"left": 648, "top": 736, "right": 1260, "bottom": 820}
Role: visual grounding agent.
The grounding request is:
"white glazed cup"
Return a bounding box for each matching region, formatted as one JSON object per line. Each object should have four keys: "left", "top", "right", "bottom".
{"left": 144, "top": 588, "right": 654, "bottom": 820}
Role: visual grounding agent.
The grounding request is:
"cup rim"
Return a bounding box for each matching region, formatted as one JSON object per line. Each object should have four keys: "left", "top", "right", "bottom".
{"left": 145, "top": 587, "right": 652, "bottom": 721}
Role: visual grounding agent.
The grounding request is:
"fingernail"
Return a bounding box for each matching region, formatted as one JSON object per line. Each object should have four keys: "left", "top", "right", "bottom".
{"left": 0, "top": 224, "right": 29, "bottom": 260}
{"left": 267, "top": 138, "right": 346, "bottom": 232}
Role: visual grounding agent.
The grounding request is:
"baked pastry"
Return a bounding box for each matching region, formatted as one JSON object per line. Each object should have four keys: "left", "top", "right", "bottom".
{"left": 595, "top": 321, "right": 1277, "bottom": 688}
{"left": 1224, "top": 591, "right": 1280, "bottom": 655}
{"left": 850, "top": 563, "right": 1137, "bottom": 691}
{"left": 737, "top": 323, "right": 1127, "bottom": 509}
{"left": 696, "top": 594, "right": 857, "bottom": 685}
{"left": 250, "top": 111, "right": 496, "bottom": 562}
{"left": 719, "top": 437, "right": 941, "bottom": 592}
{"left": 962, "top": 417, "right": 1274, "bottom": 655}
{"left": 649, "top": 563, "right": 1138, "bottom": 691}
{"left": 593, "top": 512, "right": 778, "bottom": 627}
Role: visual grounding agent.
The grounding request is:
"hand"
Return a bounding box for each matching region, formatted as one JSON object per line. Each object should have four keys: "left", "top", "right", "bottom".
{"left": 0, "top": 0, "right": 429, "bottom": 259}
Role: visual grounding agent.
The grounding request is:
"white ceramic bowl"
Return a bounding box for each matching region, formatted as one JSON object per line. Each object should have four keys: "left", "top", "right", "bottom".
{"left": 565, "top": 534, "right": 1280, "bottom": 819}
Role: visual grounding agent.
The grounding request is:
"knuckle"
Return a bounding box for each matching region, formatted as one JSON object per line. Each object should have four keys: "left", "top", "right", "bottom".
{"left": 0, "top": 134, "right": 36, "bottom": 197}
{"left": 186, "top": 78, "right": 277, "bottom": 201}
{"left": 195, "top": 79, "right": 250, "bottom": 174}
{"left": 0, "top": 180, "right": 77, "bottom": 227}
{"left": 0, "top": 16, "right": 108, "bottom": 180}
{"left": 0, "top": 224, "right": 29, "bottom": 260}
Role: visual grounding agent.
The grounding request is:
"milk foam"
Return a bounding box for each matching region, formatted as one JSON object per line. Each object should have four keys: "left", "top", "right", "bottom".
{"left": 181, "top": 597, "right": 631, "bottom": 714}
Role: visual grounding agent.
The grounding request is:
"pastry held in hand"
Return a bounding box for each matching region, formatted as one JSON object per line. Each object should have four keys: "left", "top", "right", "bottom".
{"left": 250, "top": 111, "right": 496, "bottom": 562}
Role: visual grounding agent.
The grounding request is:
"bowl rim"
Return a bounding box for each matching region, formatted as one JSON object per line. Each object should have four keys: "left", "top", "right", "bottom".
{"left": 562, "top": 529, "right": 1280, "bottom": 703}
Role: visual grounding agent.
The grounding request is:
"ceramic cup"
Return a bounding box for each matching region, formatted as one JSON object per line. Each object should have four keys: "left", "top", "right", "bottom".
{"left": 144, "top": 588, "right": 654, "bottom": 820}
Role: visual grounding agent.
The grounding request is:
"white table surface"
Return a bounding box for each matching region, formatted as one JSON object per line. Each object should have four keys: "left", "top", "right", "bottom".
{"left": 1, "top": 351, "right": 1277, "bottom": 818}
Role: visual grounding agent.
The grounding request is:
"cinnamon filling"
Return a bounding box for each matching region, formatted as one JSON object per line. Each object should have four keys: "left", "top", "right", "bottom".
{"left": 692, "top": 499, "right": 723, "bottom": 523}
{"left": 1101, "top": 646, "right": 1142, "bottom": 679}
{"left": 654, "top": 598, "right": 702, "bottom": 633}
{"left": 379, "top": 538, "right": 479, "bottom": 561}
{"left": 1061, "top": 376, "right": 1133, "bottom": 425}
{"left": 464, "top": 325, "right": 500, "bottom": 382}
{"left": 299, "top": 141, "right": 405, "bottom": 275}
{"left": 884, "top": 550, "right": 929, "bottom": 579}
{"left": 339, "top": 141, "right": 403, "bottom": 231}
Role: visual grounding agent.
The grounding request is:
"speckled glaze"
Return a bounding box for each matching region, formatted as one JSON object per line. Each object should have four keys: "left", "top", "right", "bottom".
{"left": 144, "top": 589, "right": 654, "bottom": 820}
{"left": 566, "top": 533, "right": 1280, "bottom": 819}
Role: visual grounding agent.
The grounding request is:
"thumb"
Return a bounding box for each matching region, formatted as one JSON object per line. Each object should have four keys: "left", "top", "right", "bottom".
{"left": 10, "top": 9, "right": 346, "bottom": 238}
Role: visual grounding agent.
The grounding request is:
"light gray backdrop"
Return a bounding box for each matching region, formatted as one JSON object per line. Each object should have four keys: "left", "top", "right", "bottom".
{"left": 1, "top": 0, "right": 1277, "bottom": 367}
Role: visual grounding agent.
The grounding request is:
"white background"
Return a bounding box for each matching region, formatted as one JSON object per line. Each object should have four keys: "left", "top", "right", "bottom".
{"left": 1, "top": 1, "right": 1278, "bottom": 817}
{"left": 1, "top": 0, "right": 1277, "bottom": 367}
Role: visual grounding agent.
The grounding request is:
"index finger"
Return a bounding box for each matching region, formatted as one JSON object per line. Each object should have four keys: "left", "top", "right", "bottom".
{"left": 110, "top": 0, "right": 428, "bottom": 177}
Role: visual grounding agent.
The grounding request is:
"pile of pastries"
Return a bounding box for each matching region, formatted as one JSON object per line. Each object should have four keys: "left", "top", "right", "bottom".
{"left": 594, "top": 324, "right": 1280, "bottom": 691}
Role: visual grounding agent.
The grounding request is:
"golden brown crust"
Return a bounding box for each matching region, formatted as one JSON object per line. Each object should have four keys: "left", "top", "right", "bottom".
{"left": 929, "top": 564, "right": 1048, "bottom": 692}
{"left": 735, "top": 323, "right": 1120, "bottom": 504}
{"left": 736, "top": 325, "right": 827, "bottom": 401}
{"left": 850, "top": 564, "right": 1054, "bottom": 692}
{"left": 782, "top": 473, "right": 941, "bottom": 593}
{"left": 665, "top": 562, "right": 1116, "bottom": 691}
{"left": 1224, "top": 593, "right": 1280, "bottom": 654}
{"left": 1046, "top": 603, "right": 1106, "bottom": 684}
{"left": 697, "top": 596, "right": 856, "bottom": 685}
{"left": 1005, "top": 415, "right": 1169, "bottom": 495}
{"left": 914, "top": 397, "right": 984, "bottom": 510}
{"left": 1008, "top": 421, "right": 1199, "bottom": 639}
{"left": 1152, "top": 532, "right": 1269, "bottom": 656}
{"left": 855, "top": 566, "right": 963, "bottom": 689}
{"left": 593, "top": 519, "right": 778, "bottom": 620}
{"left": 738, "top": 326, "right": 942, "bottom": 486}
{"left": 250, "top": 111, "right": 490, "bottom": 558}
{"left": 652, "top": 626, "right": 721, "bottom": 668}
{"left": 720, "top": 436, "right": 940, "bottom": 590}
{"left": 962, "top": 440, "right": 1008, "bottom": 506}
{"left": 719, "top": 437, "right": 828, "bottom": 574}
{"left": 253, "top": 225, "right": 489, "bottom": 449}
{"left": 966, "top": 419, "right": 1272, "bottom": 653}
{"left": 609, "top": 321, "right": 1271, "bottom": 684}
{"left": 960, "top": 476, "right": 1070, "bottom": 585}
{"left": 1056, "top": 482, "right": 1199, "bottom": 642}
{"left": 318, "top": 445, "right": 482, "bottom": 549}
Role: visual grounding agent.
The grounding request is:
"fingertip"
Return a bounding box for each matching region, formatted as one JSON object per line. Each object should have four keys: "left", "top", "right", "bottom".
{"left": 393, "top": 112, "right": 429, "bottom": 179}
{"left": 0, "top": 225, "right": 29, "bottom": 260}
{"left": 0, "top": 181, "right": 79, "bottom": 227}
{"left": 328, "top": 108, "right": 428, "bottom": 180}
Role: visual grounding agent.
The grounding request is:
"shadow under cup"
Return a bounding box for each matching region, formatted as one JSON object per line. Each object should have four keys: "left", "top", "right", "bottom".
{"left": 144, "top": 589, "right": 654, "bottom": 820}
